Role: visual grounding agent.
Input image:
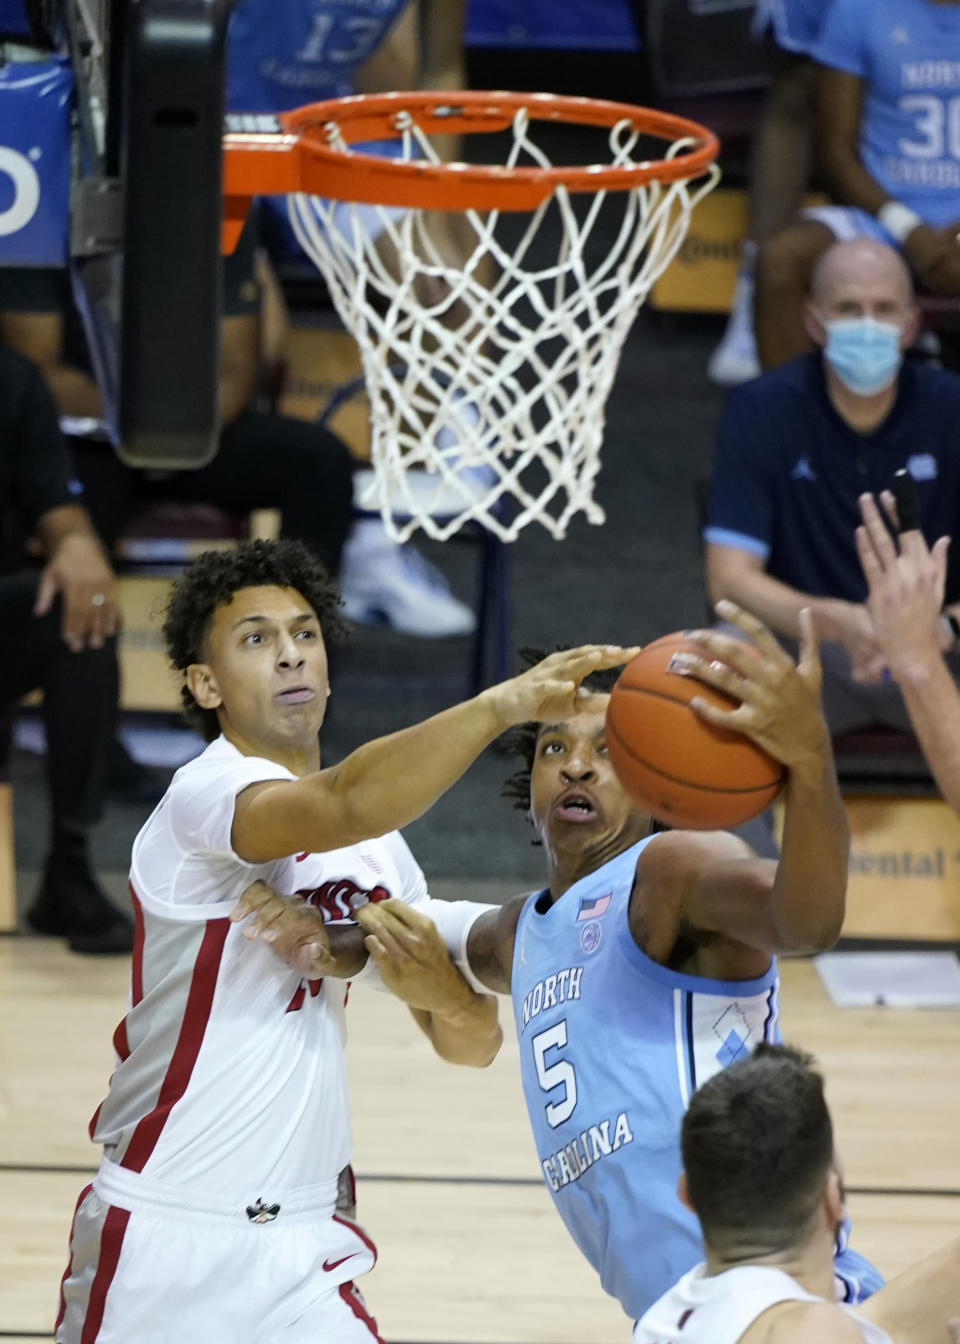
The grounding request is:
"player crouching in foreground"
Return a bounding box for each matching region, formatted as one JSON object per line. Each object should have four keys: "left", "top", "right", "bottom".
{"left": 241, "top": 602, "right": 882, "bottom": 1322}
{"left": 635, "top": 1044, "right": 960, "bottom": 1344}
{"left": 56, "top": 538, "right": 636, "bottom": 1344}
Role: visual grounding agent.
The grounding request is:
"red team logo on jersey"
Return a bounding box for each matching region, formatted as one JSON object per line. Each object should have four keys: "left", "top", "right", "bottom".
{"left": 298, "top": 878, "right": 392, "bottom": 922}
{"left": 285, "top": 878, "right": 393, "bottom": 1012}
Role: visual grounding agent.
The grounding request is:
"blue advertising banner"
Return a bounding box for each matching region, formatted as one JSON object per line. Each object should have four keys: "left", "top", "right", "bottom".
{"left": 0, "top": 57, "right": 73, "bottom": 266}
{"left": 466, "top": 0, "right": 640, "bottom": 51}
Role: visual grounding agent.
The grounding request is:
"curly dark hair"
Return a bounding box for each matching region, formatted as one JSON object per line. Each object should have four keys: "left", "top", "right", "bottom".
{"left": 501, "top": 646, "right": 667, "bottom": 838}
{"left": 162, "top": 538, "right": 347, "bottom": 740}
{"left": 501, "top": 647, "right": 623, "bottom": 814}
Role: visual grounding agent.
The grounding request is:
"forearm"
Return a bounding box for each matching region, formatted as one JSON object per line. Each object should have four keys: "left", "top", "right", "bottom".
{"left": 410, "top": 988, "right": 502, "bottom": 1067}
{"left": 772, "top": 746, "right": 848, "bottom": 952}
{"left": 708, "top": 557, "right": 820, "bottom": 641}
{"left": 36, "top": 504, "right": 104, "bottom": 553}
{"left": 417, "top": 0, "right": 466, "bottom": 87}
{"left": 816, "top": 67, "right": 887, "bottom": 215}
{"left": 821, "top": 144, "right": 890, "bottom": 216}
{"left": 894, "top": 656, "right": 960, "bottom": 817}
{"left": 324, "top": 695, "right": 506, "bottom": 843}
{"left": 43, "top": 365, "right": 105, "bottom": 420}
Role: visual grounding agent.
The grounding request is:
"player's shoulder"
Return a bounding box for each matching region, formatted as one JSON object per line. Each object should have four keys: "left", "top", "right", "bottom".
{"left": 640, "top": 827, "right": 755, "bottom": 876}
{"left": 167, "top": 737, "right": 295, "bottom": 812}
{"left": 721, "top": 356, "right": 820, "bottom": 429}
{"left": 745, "top": 1298, "right": 866, "bottom": 1344}
{"left": 901, "top": 357, "right": 960, "bottom": 410}
{"left": 812, "top": 0, "right": 873, "bottom": 35}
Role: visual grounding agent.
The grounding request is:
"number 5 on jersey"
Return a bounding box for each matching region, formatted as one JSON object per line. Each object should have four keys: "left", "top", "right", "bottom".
{"left": 532, "top": 1020, "right": 578, "bottom": 1127}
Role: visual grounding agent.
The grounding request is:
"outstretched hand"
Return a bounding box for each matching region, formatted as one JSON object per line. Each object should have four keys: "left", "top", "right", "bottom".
{"left": 484, "top": 644, "right": 641, "bottom": 730}
{"left": 353, "top": 898, "right": 475, "bottom": 1015}
{"left": 856, "top": 491, "right": 950, "bottom": 681}
{"left": 668, "top": 600, "right": 828, "bottom": 770}
{"left": 231, "top": 880, "right": 335, "bottom": 979}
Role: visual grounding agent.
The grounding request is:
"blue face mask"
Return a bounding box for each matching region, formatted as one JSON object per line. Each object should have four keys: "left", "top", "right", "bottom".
{"left": 820, "top": 316, "right": 903, "bottom": 395}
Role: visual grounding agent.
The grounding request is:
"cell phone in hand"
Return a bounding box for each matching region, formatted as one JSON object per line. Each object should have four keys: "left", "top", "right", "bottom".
{"left": 890, "top": 467, "right": 919, "bottom": 532}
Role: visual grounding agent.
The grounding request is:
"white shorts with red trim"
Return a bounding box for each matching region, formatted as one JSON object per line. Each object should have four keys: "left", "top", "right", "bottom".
{"left": 56, "top": 1162, "right": 383, "bottom": 1343}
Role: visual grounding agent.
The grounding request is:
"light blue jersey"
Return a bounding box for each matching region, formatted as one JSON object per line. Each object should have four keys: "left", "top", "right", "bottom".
{"left": 813, "top": 0, "right": 960, "bottom": 227}
{"left": 226, "top": 0, "right": 408, "bottom": 113}
{"left": 226, "top": 0, "right": 409, "bottom": 259}
{"left": 755, "top": 0, "right": 826, "bottom": 57}
{"left": 511, "top": 837, "right": 882, "bottom": 1320}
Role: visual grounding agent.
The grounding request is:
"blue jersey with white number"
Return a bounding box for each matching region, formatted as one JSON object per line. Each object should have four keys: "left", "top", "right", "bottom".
{"left": 226, "top": 0, "right": 408, "bottom": 112}
{"left": 511, "top": 837, "right": 882, "bottom": 1319}
{"left": 511, "top": 837, "right": 779, "bottom": 1319}
{"left": 812, "top": 0, "right": 960, "bottom": 227}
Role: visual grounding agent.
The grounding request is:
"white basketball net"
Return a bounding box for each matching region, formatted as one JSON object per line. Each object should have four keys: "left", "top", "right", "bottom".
{"left": 288, "top": 107, "right": 719, "bottom": 542}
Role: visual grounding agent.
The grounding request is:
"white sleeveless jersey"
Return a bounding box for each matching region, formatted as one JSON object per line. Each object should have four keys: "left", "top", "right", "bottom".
{"left": 633, "top": 1263, "right": 893, "bottom": 1344}
{"left": 90, "top": 735, "right": 432, "bottom": 1197}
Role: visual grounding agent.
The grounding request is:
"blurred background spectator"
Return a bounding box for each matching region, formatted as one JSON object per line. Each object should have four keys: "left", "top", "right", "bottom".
{"left": 705, "top": 238, "right": 960, "bottom": 736}
{"left": 755, "top": 0, "right": 960, "bottom": 370}
{"left": 224, "top": 0, "right": 478, "bottom": 637}
{"left": 0, "top": 343, "right": 129, "bottom": 953}
{"left": 708, "top": 0, "right": 827, "bottom": 386}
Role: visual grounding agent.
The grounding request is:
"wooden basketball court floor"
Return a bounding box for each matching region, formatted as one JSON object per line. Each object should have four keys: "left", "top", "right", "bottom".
{"left": 2, "top": 934, "right": 959, "bottom": 1343}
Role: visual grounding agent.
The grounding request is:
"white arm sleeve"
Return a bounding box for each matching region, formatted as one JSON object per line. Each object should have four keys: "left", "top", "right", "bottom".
{"left": 416, "top": 895, "right": 498, "bottom": 996}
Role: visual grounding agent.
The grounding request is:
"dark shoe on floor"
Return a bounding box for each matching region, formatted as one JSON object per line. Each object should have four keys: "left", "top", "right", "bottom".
{"left": 27, "top": 867, "right": 134, "bottom": 954}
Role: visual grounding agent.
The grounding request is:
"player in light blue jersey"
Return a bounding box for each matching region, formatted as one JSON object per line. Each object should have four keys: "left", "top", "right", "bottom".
{"left": 755, "top": 0, "right": 824, "bottom": 58}
{"left": 709, "top": 0, "right": 830, "bottom": 387}
{"left": 246, "top": 602, "right": 882, "bottom": 1323}
{"left": 227, "top": 0, "right": 408, "bottom": 110}
{"left": 756, "top": 0, "right": 960, "bottom": 368}
{"left": 438, "top": 602, "right": 880, "bottom": 1321}
{"left": 226, "top": 0, "right": 468, "bottom": 277}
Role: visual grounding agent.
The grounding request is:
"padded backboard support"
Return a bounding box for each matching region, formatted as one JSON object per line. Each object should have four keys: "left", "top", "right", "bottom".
{"left": 118, "top": 0, "right": 229, "bottom": 468}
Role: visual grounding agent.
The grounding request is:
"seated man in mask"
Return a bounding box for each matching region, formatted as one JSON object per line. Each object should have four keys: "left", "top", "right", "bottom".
{"left": 704, "top": 238, "right": 960, "bottom": 740}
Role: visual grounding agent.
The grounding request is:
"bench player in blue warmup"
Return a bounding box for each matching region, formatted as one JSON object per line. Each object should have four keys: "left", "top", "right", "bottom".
{"left": 242, "top": 602, "right": 882, "bottom": 1322}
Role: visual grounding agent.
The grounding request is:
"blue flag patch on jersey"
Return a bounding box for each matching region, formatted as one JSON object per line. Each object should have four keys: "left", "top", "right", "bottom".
{"left": 577, "top": 893, "right": 611, "bottom": 921}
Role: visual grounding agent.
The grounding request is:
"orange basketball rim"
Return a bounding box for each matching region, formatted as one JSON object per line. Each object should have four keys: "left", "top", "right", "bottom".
{"left": 222, "top": 89, "right": 720, "bottom": 250}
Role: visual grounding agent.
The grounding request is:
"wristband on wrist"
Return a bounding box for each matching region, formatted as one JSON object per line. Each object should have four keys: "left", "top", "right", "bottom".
{"left": 877, "top": 200, "right": 923, "bottom": 245}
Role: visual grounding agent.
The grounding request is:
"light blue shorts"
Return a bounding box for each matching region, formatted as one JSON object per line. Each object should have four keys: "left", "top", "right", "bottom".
{"left": 803, "top": 203, "right": 900, "bottom": 251}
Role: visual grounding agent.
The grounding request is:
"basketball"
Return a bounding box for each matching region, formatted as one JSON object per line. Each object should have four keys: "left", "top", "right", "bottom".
{"left": 605, "top": 633, "right": 785, "bottom": 829}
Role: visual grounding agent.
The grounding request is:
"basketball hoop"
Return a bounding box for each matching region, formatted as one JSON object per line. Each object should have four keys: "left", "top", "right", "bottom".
{"left": 224, "top": 91, "right": 720, "bottom": 542}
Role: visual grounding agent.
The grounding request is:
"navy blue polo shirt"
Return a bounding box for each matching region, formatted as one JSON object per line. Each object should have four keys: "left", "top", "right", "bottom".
{"left": 705, "top": 352, "right": 960, "bottom": 604}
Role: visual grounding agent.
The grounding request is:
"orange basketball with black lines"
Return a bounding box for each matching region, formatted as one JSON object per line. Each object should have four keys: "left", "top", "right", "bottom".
{"left": 605, "top": 633, "right": 785, "bottom": 829}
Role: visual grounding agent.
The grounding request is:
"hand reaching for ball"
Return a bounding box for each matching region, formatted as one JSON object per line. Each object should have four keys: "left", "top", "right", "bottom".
{"left": 672, "top": 601, "right": 830, "bottom": 772}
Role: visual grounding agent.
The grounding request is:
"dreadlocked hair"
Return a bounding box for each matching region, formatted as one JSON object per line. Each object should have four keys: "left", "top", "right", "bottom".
{"left": 500, "top": 646, "right": 670, "bottom": 837}
{"left": 162, "top": 538, "right": 347, "bottom": 741}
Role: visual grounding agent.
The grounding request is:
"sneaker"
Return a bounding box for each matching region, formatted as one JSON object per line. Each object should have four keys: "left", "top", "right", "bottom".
{"left": 27, "top": 861, "right": 134, "bottom": 954}
{"left": 340, "top": 519, "right": 476, "bottom": 638}
{"left": 708, "top": 252, "right": 761, "bottom": 387}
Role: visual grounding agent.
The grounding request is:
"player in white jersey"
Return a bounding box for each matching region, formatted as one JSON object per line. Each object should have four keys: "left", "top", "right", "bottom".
{"left": 242, "top": 603, "right": 879, "bottom": 1318}
{"left": 55, "top": 537, "right": 635, "bottom": 1343}
{"left": 634, "top": 1044, "right": 960, "bottom": 1344}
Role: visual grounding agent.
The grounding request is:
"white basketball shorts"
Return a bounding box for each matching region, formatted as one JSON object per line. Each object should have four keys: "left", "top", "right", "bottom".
{"left": 55, "top": 1161, "right": 383, "bottom": 1342}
